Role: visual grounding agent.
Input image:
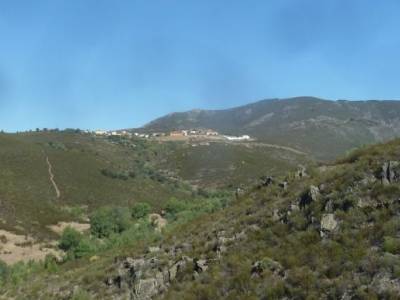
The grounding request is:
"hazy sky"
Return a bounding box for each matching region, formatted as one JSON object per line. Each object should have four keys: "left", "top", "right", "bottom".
{"left": 1, "top": 1, "right": 399, "bottom": 131}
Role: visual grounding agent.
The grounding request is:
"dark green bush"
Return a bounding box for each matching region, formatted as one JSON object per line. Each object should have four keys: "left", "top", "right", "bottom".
{"left": 90, "top": 206, "right": 131, "bottom": 238}
{"left": 59, "top": 227, "right": 82, "bottom": 251}
{"left": 0, "top": 260, "right": 9, "bottom": 285}
{"left": 100, "top": 169, "right": 129, "bottom": 180}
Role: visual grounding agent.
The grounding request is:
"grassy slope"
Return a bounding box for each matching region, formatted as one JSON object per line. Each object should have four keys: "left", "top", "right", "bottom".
{"left": 0, "top": 132, "right": 192, "bottom": 238}
{"left": 5, "top": 139, "right": 400, "bottom": 299}
{"left": 157, "top": 141, "right": 309, "bottom": 187}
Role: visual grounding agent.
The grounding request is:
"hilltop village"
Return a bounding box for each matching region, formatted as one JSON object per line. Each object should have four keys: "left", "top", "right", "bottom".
{"left": 94, "top": 128, "right": 252, "bottom": 142}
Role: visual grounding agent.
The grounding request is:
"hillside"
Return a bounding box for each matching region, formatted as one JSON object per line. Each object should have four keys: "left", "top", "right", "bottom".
{"left": 144, "top": 97, "right": 400, "bottom": 159}
{"left": 3, "top": 138, "right": 400, "bottom": 299}
{"left": 155, "top": 140, "right": 309, "bottom": 187}
{"left": 0, "top": 131, "right": 307, "bottom": 240}
{"left": 0, "top": 131, "right": 194, "bottom": 238}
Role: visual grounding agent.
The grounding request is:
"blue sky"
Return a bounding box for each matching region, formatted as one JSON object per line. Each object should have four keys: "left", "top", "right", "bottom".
{"left": 0, "top": 0, "right": 399, "bottom": 131}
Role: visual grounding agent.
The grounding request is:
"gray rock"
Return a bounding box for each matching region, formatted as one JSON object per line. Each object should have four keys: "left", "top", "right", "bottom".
{"left": 357, "top": 196, "right": 375, "bottom": 208}
{"left": 381, "top": 161, "right": 400, "bottom": 185}
{"left": 133, "top": 278, "right": 158, "bottom": 300}
{"left": 279, "top": 181, "right": 288, "bottom": 190}
{"left": 194, "top": 259, "right": 208, "bottom": 273}
{"left": 296, "top": 165, "right": 308, "bottom": 178}
{"left": 320, "top": 213, "right": 338, "bottom": 236}
{"left": 272, "top": 209, "right": 281, "bottom": 222}
{"left": 260, "top": 176, "right": 274, "bottom": 187}
{"left": 147, "top": 246, "right": 161, "bottom": 253}
{"left": 299, "top": 185, "right": 320, "bottom": 208}
{"left": 168, "top": 257, "right": 190, "bottom": 281}
{"left": 324, "top": 199, "right": 334, "bottom": 212}
{"left": 309, "top": 185, "right": 320, "bottom": 202}
{"left": 370, "top": 272, "right": 400, "bottom": 295}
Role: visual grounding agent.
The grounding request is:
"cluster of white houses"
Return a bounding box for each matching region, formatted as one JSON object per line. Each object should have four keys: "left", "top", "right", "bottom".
{"left": 93, "top": 128, "right": 251, "bottom": 141}
{"left": 94, "top": 130, "right": 132, "bottom": 137}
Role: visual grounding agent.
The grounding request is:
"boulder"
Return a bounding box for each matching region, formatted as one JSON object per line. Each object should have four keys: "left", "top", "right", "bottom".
{"left": 194, "top": 259, "right": 208, "bottom": 273}
{"left": 310, "top": 185, "right": 320, "bottom": 201}
{"left": 148, "top": 214, "right": 167, "bottom": 232}
{"left": 320, "top": 213, "right": 338, "bottom": 236}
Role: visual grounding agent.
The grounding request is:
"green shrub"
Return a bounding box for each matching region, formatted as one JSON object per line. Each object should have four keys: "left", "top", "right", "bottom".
{"left": 71, "top": 288, "right": 92, "bottom": 300}
{"left": 74, "top": 238, "right": 97, "bottom": 259}
{"left": 165, "top": 198, "right": 188, "bottom": 218}
{"left": 0, "top": 260, "right": 9, "bottom": 285}
{"left": 100, "top": 169, "right": 129, "bottom": 180}
{"left": 90, "top": 207, "right": 131, "bottom": 238}
{"left": 383, "top": 237, "right": 400, "bottom": 254}
{"left": 44, "top": 254, "right": 58, "bottom": 272}
{"left": 131, "top": 202, "right": 152, "bottom": 219}
{"left": 59, "top": 227, "right": 82, "bottom": 251}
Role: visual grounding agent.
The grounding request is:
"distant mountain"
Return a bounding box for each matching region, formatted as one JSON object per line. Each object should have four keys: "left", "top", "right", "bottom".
{"left": 144, "top": 97, "right": 400, "bottom": 159}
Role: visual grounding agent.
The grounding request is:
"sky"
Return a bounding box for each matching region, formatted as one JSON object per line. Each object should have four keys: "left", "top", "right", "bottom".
{"left": 0, "top": 0, "right": 399, "bottom": 132}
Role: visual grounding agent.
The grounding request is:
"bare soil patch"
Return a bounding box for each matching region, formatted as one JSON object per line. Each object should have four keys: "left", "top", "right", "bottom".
{"left": 0, "top": 229, "right": 62, "bottom": 265}
{"left": 47, "top": 221, "right": 90, "bottom": 235}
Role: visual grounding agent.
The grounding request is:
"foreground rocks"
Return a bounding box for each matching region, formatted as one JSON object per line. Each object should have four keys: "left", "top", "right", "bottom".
{"left": 105, "top": 228, "right": 249, "bottom": 299}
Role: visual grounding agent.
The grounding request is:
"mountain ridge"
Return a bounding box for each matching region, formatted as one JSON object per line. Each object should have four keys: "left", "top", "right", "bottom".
{"left": 142, "top": 96, "right": 400, "bottom": 159}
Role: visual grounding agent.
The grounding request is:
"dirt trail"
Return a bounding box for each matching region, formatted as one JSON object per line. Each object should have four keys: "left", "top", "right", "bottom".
{"left": 46, "top": 156, "right": 61, "bottom": 198}
{"left": 241, "top": 142, "right": 307, "bottom": 155}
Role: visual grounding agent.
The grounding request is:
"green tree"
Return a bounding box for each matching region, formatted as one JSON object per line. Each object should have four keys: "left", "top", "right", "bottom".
{"left": 90, "top": 207, "right": 131, "bottom": 238}
{"left": 59, "top": 227, "right": 82, "bottom": 251}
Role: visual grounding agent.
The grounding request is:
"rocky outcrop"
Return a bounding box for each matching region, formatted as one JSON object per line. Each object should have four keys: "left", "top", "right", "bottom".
{"left": 295, "top": 165, "right": 308, "bottom": 179}
{"left": 106, "top": 255, "right": 188, "bottom": 299}
{"left": 370, "top": 272, "right": 400, "bottom": 296}
{"left": 258, "top": 176, "right": 274, "bottom": 188}
{"left": 299, "top": 185, "right": 320, "bottom": 208}
{"left": 380, "top": 161, "right": 400, "bottom": 185}
{"left": 105, "top": 228, "right": 250, "bottom": 299}
{"left": 251, "top": 257, "right": 284, "bottom": 278}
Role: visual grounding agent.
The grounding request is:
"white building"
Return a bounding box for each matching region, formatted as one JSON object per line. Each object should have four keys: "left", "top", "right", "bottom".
{"left": 223, "top": 135, "right": 251, "bottom": 141}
